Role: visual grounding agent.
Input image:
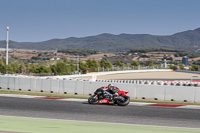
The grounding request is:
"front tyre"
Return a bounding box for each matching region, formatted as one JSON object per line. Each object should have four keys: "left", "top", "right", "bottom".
{"left": 116, "top": 95, "right": 130, "bottom": 106}
{"left": 88, "top": 95, "right": 98, "bottom": 104}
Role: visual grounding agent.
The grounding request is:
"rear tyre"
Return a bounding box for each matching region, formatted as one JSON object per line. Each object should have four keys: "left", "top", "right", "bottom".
{"left": 88, "top": 95, "right": 98, "bottom": 104}
{"left": 116, "top": 95, "right": 130, "bottom": 106}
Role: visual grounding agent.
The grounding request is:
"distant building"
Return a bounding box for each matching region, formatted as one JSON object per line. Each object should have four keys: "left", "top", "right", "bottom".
{"left": 50, "top": 57, "right": 60, "bottom": 61}
{"left": 182, "top": 56, "right": 188, "bottom": 66}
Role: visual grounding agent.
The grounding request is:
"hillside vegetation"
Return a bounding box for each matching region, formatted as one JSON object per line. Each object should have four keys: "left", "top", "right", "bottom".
{"left": 58, "top": 49, "right": 99, "bottom": 56}
{"left": 127, "top": 48, "right": 200, "bottom": 58}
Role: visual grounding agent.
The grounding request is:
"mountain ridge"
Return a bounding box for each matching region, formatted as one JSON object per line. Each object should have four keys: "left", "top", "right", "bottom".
{"left": 0, "top": 28, "right": 200, "bottom": 52}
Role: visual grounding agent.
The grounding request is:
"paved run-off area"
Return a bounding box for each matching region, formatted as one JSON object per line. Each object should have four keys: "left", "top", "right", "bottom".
{"left": 75, "top": 71, "right": 200, "bottom": 80}
{"left": 0, "top": 115, "right": 200, "bottom": 133}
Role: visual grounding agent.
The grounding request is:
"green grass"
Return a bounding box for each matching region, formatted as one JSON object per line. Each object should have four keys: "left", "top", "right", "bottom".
{"left": 0, "top": 89, "right": 90, "bottom": 99}
{"left": 0, "top": 115, "right": 200, "bottom": 133}
{"left": 0, "top": 89, "right": 200, "bottom": 105}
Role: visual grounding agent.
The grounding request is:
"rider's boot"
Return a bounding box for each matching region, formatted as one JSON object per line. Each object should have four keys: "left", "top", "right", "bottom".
{"left": 113, "top": 93, "right": 118, "bottom": 100}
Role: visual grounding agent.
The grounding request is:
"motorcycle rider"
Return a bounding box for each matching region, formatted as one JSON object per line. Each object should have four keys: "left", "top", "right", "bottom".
{"left": 105, "top": 84, "right": 120, "bottom": 100}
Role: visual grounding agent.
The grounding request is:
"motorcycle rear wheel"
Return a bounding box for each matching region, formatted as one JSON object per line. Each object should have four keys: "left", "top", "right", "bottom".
{"left": 116, "top": 95, "right": 130, "bottom": 106}
{"left": 88, "top": 95, "right": 99, "bottom": 104}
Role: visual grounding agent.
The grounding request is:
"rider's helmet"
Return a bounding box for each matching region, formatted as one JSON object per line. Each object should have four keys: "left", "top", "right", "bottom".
{"left": 108, "top": 84, "right": 114, "bottom": 90}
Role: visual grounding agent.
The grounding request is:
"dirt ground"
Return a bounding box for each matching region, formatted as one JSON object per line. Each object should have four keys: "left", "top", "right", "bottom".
{"left": 77, "top": 71, "right": 200, "bottom": 80}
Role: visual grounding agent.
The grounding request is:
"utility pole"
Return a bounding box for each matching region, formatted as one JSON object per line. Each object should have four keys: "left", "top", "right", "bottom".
{"left": 77, "top": 55, "right": 79, "bottom": 72}
{"left": 6, "top": 26, "right": 9, "bottom": 74}
{"left": 6, "top": 26, "right": 9, "bottom": 65}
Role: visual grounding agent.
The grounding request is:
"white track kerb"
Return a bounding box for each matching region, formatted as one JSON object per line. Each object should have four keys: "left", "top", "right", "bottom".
{"left": 0, "top": 94, "right": 200, "bottom": 110}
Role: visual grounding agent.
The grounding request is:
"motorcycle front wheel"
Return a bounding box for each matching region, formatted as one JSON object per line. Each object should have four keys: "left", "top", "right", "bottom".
{"left": 88, "top": 95, "right": 99, "bottom": 104}
{"left": 116, "top": 95, "right": 130, "bottom": 106}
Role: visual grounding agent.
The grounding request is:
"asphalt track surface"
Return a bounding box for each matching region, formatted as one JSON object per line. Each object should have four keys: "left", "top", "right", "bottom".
{"left": 0, "top": 97, "right": 200, "bottom": 129}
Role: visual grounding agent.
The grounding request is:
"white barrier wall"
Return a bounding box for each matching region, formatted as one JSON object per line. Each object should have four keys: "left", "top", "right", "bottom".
{"left": 0, "top": 75, "right": 200, "bottom": 103}
{"left": 0, "top": 76, "right": 8, "bottom": 89}
{"left": 19, "top": 77, "right": 31, "bottom": 91}
{"left": 136, "top": 85, "right": 165, "bottom": 100}
{"left": 164, "top": 86, "right": 195, "bottom": 102}
{"left": 51, "top": 79, "right": 60, "bottom": 93}
{"left": 83, "top": 81, "right": 107, "bottom": 95}
{"left": 107, "top": 82, "right": 136, "bottom": 97}
{"left": 30, "top": 78, "right": 37, "bottom": 91}
{"left": 60, "top": 79, "right": 77, "bottom": 94}
{"left": 195, "top": 88, "right": 200, "bottom": 102}
{"left": 36, "top": 78, "right": 44, "bottom": 92}
{"left": 7, "top": 77, "right": 15, "bottom": 89}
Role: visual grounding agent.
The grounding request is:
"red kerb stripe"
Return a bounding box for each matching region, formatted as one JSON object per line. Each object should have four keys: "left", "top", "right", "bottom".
{"left": 36, "top": 97, "right": 67, "bottom": 100}
{"left": 147, "top": 103, "right": 185, "bottom": 107}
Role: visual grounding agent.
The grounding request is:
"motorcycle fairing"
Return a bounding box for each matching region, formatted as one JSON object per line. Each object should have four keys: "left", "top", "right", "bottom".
{"left": 118, "top": 91, "right": 129, "bottom": 95}
{"left": 99, "top": 98, "right": 113, "bottom": 104}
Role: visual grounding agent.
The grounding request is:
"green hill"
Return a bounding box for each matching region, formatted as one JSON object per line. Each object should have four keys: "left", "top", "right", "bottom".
{"left": 1, "top": 28, "right": 200, "bottom": 52}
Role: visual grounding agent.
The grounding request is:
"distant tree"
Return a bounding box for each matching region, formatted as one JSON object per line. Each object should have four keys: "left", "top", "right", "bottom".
{"left": 169, "top": 64, "right": 178, "bottom": 70}
{"left": 70, "top": 62, "right": 76, "bottom": 72}
{"left": 50, "top": 64, "right": 57, "bottom": 75}
{"left": 58, "top": 49, "right": 99, "bottom": 56}
{"left": 100, "top": 59, "right": 113, "bottom": 68}
{"left": 79, "top": 62, "right": 88, "bottom": 74}
{"left": 62, "top": 57, "right": 69, "bottom": 63}
{"left": 131, "top": 61, "right": 140, "bottom": 66}
{"left": 115, "top": 60, "right": 125, "bottom": 67}
{"left": 34, "top": 65, "right": 51, "bottom": 73}
{"left": 26, "top": 64, "right": 37, "bottom": 73}
{"left": 179, "top": 64, "right": 185, "bottom": 70}
{"left": 11, "top": 62, "right": 20, "bottom": 73}
{"left": 190, "top": 65, "right": 199, "bottom": 71}
{"left": 39, "top": 65, "right": 52, "bottom": 73}
{"left": 20, "top": 63, "right": 26, "bottom": 73}
{"left": 106, "top": 61, "right": 113, "bottom": 68}
{"left": 7, "top": 64, "right": 14, "bottom": 74}
{"left": 0, "top": 60, "right": 6, "bottom": 73}
{"left": 34, "top": 66, "right": 40, "bottom": 73}
{"left": 146, "top": 59, "right": 154, "bottom": 66}
{"left": 56, "top": 62, "right": 71, "bottom": 75}
{"left": 86, "top": 59, "right": 100, "bottom": 68}
{"left": 100, "top": 59, "right": 107, "bottom": 68}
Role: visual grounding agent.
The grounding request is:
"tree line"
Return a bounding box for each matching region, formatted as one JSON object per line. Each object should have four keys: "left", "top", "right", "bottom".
{"left": 0, "top": 58, "right": 141, "bottom": 75}
{"left": 58, "top": 49, "right": 99, "bottom": 56}
{"left": 1, "top": 57, "right": 199, "bottom": 75}
{"left": 128, "top": 47, "right": 184, "bottom": 54}
{"left": 127, "top": 47, "right": 200, "bottom": 58}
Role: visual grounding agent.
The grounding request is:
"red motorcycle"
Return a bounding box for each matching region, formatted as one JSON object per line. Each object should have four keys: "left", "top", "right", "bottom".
{"left": 88, "top": 87, "right": 130, "bottom": 106}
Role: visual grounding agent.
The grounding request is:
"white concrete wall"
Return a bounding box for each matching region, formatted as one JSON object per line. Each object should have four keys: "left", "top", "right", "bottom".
{"left": 164, "top": 86, "right": 195, "bottom": 102}
{"left": 136, "top": 85, "right": 165, "bottom": 100}
{"left": 0, "top": 75, "right": 200, "bottom": 103}
{"left": 194, "top": 87, "right": 200, "bottom": 102}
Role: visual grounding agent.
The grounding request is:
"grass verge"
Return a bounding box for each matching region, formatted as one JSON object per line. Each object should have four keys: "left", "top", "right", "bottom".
{"left": 0, "top": 89, "right": 200, "bottom": 105}
{"left": 1, "top": 115, "right": 200, "bottom": 133}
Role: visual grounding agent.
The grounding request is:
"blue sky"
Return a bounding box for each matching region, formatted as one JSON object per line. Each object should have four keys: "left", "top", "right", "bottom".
{"left": 0, "top": 0, "right": 200, "bottom": 42}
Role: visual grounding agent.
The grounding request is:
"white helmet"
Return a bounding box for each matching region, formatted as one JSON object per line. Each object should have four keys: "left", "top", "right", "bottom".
{"left": 108, "top": 84, "right": 114, "bottom": 88}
